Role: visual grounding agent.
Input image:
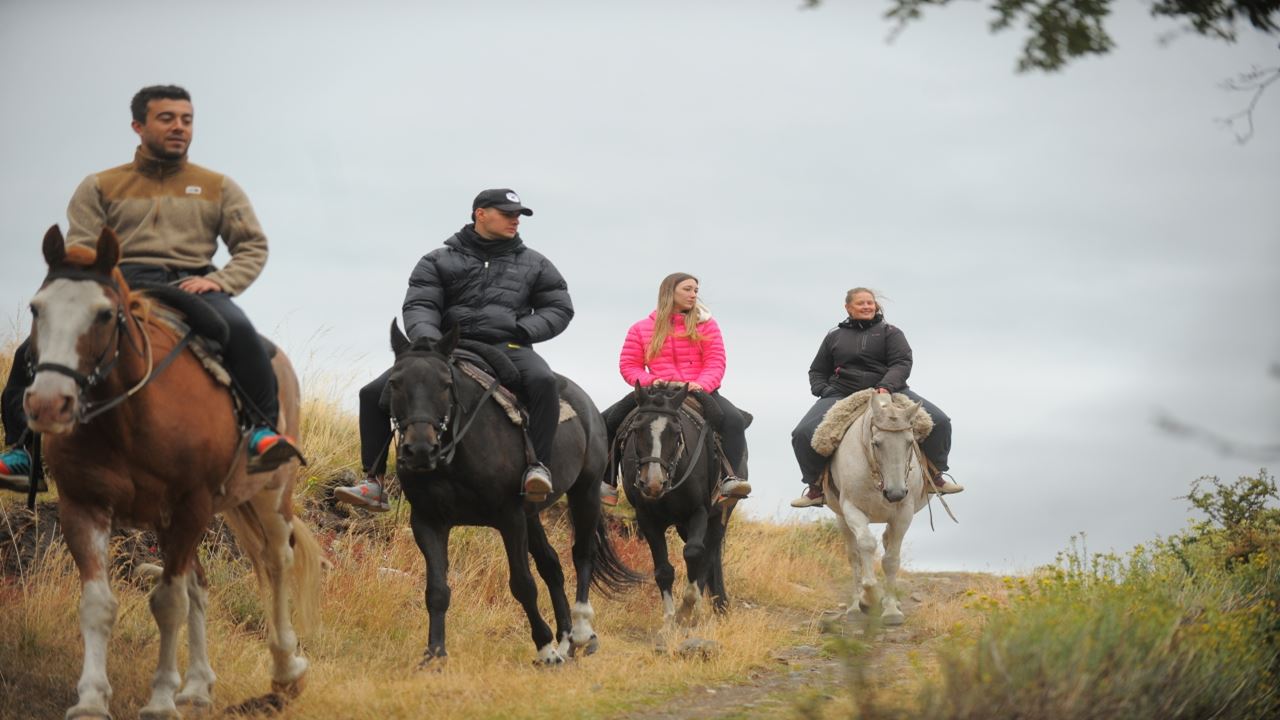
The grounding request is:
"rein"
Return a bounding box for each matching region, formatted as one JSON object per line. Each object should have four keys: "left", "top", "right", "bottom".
{"left": 623, "top": 406, "right": 712, "bottom": 499}
{"left": 31, "top": 272, "right": 196, "bottom": 424}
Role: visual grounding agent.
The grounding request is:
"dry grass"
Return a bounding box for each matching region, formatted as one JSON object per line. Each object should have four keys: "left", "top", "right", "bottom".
{"left": 0, "top": 339, "right": 979, "bottom": 719}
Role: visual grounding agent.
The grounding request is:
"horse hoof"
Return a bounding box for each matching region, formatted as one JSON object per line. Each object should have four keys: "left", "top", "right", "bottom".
{"left": 175, "top": 692, "right": 212, "bottom": 708}
{"left": 138, "top": 707, "right": 180, "bottom": 720}
{"left": 858, "top": 600, "right": 872, "bottom": 614}
{"left": 223, "top": 693, "right": 287, "bottom": 716}
{"left": 569, "top": 634, "right": 599, "bottom": 657}
{"left": 534, "top": 643, "right": 567, "bottom": 666}
{"left": 270, "top": 671, "right": 306, "bottom": 700}
{"left": 882, "top": 611, "right": 906, "bottom": 626}
{"left": 65, "top": 706, "right": 113, "bottom": 720}
{"left": 418, "top": 648, "right": 448, "bottom": 672}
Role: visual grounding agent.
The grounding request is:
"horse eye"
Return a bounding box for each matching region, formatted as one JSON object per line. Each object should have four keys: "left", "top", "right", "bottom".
{"left": 29, "top": 305, "right": 38, "bottom": 319}
{"left": 95, "top": 309, "right": 113, "bottom": 324}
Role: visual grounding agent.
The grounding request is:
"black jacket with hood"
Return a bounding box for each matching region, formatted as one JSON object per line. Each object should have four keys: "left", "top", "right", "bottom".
{"left": 807, "top": 314, "right": 913, "bottom": 397}
{"left": 402, "top": 225, "right": 573, "bottom": 345}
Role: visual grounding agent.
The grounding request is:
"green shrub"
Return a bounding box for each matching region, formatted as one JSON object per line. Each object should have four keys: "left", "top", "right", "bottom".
{"left": 913, "top": 471, "right": 1280, "bottom": 720}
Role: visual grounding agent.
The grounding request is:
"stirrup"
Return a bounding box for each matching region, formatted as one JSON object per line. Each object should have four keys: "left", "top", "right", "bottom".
{"left": 927, "top": 472, "right": 964, "bottom": 495}
{"left": 523, "top": 464, "right": 552, "bottom": 503}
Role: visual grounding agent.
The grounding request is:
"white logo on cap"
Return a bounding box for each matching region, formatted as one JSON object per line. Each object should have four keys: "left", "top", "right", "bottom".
{"left": 506, "top": 192, "right": 520, "bottom": 203}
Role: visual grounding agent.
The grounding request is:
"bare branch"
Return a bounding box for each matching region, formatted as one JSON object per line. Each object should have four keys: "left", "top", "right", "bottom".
{"left": 1216, "top": 62, "right": 1280, "bottom": 143}
{"left": 1155, "top": 411, "right": 1280, "bottom": 462}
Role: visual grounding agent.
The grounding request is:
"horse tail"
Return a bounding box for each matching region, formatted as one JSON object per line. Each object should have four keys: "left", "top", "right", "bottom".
{"left": 223, "top": 502, "right": 326, "bottom": 636}
{"left": 287, "top": 516, "right": 325, "bottom": 634}
{"left": 590, "top": 514, "right": 645, "bottom": 596}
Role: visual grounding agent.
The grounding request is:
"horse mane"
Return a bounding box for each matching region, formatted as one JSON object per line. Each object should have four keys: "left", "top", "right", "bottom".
{"left": 60, "top": 245, "right": 154, "bottom": 325}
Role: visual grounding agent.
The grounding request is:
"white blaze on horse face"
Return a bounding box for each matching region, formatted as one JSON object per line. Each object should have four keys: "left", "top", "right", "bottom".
{"left": 26, "top": 279, "right": 112, "bottom": 430}
{"left": 642, "top": 416, "right": 670, "bottom": 493}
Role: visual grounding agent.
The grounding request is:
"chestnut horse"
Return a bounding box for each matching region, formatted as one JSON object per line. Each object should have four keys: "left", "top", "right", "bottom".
{"left": 24, "top": 226, "right": 322, "bottom": 719}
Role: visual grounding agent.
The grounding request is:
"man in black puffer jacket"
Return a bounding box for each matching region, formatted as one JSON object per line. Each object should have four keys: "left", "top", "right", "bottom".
{"left": 335, "top": 189, "right": 572, "bottom": 511}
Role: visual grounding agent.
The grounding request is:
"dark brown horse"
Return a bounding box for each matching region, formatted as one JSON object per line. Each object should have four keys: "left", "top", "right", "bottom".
{"left": 24, "top": 226, "right": 322, "bottom": 719}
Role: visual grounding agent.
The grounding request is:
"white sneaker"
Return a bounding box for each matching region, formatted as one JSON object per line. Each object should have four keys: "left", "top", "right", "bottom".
{"left": 524, "top": 464, "right": 553, "bottom": 501}
{"left": 334, "top": 477, "right": 391, "bottom": 512}
{"left": 718, "top": 477, "right": 752, "bottom": 499}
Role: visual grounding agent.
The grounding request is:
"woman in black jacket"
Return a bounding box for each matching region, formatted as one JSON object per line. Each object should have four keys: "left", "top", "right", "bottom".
{"left": 790, "top": 287, "right": 962, "bottom": 508}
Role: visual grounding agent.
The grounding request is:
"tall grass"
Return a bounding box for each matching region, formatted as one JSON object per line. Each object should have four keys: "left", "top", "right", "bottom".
{"left": 0, "top": 352, "right": 860, "bottom": 719}
{"left": 901, "top": 471, "right": 1280, "bottom": 720}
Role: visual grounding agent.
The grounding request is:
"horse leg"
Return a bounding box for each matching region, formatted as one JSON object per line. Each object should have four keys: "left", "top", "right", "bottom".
{"left": 676, "top": 509, "right": 710, "bottom": 625}
{"left": 241, "top": 491, "right": 309, "bottom": 693}
{"left": 408, "top": 512, "right": 452, "bottom": 669}
{"left": 879, "top": 508, "right": 914, "bottom": 626}
{"left": 705, "top": 514, "right": 730, "bottom": 614}
{"left": 139, "top": 569, "right": 191, "bottom": 720}
{"left": 836, "top": 499, "right": 880, "bottom": 615}
{"left": 525, "top": 514, "right": 572, "bottom": 657}
{"left": 636, "top": 512, "right": 677, "bottom": 629}
{"left": 61, "top": 501, "right": 118, "bottom": 720}
{"left": 564, "top": 478, "right": 600, "bottom": 656}
{"left": 497, "top": 512, "right": 561, "bottom": 664}
{"left": 175, "top": 560, "right": 215, "bottom": 709}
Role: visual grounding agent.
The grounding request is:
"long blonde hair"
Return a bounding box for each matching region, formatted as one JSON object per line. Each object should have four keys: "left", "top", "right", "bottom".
{"left": 646, "top": 272, "right": 706, "bottom": 362}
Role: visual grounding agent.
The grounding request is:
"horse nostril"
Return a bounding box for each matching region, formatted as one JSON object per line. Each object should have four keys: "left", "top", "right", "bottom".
{"left": 59, "top": 396, "right": 74, "bottom": 415}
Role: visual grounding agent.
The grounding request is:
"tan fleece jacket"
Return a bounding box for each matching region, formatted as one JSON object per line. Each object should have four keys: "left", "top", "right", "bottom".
{"left": 66, "top": 148, "right": 268, "bottom": 296}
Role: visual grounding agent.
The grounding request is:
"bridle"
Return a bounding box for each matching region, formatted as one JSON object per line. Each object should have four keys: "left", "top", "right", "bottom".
{"left": 858, "top": 406, "right": 925, "bottom": 495}
{"left": 28, "top": 269, "right": 189, "bottom": 424}
{"left": 621, "top": 404, "right": 712, "bottom": 499}
{"left": 391, "top": 352, "right": 500, "bottom": 470}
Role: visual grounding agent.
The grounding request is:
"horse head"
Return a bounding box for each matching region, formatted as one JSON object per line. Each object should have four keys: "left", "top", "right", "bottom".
{"left": 867, "top": 392, "right": 922, "bottom": 503}
{"left": 388, "top": 320, "right": 459, "bottom": 473}
{"left": 625, "top": 381, "right": 693, "bottom": 500}
{"left": 25, "top": 225, "right": 131, "bottom": 434}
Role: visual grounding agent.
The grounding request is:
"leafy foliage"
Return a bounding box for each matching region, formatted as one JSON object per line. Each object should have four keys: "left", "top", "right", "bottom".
{"left": 804, "top": 1, "right": 1280, "bottom": 72}
{"left": 912, "top": 471, "right": 1280, "bottom": 719}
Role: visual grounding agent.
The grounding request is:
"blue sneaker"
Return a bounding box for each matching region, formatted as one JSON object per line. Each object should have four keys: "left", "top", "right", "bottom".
{"left": 246, "top": 427, "right": 303, "bottom": 474}
{"left": 0, "top": 447, "right": 35, "bottom": 493}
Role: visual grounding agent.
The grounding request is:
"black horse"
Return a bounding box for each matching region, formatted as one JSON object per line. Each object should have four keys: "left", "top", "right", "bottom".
{"left": 387, "top": 322, "right": 638, "bottom": 666}
{"left": 615, "top": 382, "right": 746, "bottom": 625}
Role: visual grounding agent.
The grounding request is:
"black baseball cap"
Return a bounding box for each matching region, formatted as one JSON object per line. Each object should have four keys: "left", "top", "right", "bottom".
{"left": 472, "top": 188, "right": 533, "bottom": 216}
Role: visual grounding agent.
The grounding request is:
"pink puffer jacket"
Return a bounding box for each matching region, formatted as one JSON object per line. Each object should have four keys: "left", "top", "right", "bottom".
{"left": 618, "top": 309, "right": 727, "bottom": 393}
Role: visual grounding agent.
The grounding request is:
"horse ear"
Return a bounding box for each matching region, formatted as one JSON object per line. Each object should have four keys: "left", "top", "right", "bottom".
{"left": 42, "top": 225, "right": 66, "bottom": 267}
{"left": 437, "top": 324, "right": 459, "bottom": 356}
{"left": 92, "top": 228, "right": 120, "bottom": 274}
{"left": 905, "top": 400, "right": 922, "bottom": 418}
{"left": 390, "top": 319, "right": 411, "bottom": 355}
{"left": 633, "top": 381, "right": 648, "bottom": 404}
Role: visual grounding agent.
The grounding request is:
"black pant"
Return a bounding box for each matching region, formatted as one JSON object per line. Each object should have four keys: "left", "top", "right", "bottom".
{"left": 1, "top": 263, "right": 278, "bottom": 445}
{"left": 358, "top": 343, "right": 558, "bottom": 476}
{"left": 791, "top": 388, "right": 951, "bottom": 485}
{"left": 603, "top": 389, "right": 747, "bottom": 478}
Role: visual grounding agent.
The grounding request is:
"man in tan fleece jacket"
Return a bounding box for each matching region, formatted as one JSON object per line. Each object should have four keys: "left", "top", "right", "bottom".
{"left": 0, "top": 85, "right": 298, "bottom": 489}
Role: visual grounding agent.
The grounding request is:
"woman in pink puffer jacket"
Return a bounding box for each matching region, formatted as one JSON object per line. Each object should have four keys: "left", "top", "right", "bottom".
{"left": 602, "top": 272, "right": 750, "bottom": 505}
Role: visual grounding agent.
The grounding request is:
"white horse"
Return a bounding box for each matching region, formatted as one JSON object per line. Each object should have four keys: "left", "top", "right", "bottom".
{"left": 819, "top": 391, "right": 930, "bottom": 625}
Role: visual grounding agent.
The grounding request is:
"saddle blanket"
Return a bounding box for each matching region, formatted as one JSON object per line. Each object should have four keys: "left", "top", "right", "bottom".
{"left": 811, "top": 389, "right": 933, "bottom": 458}
{"left": 457, "top": 362, "right": 577, "bottom": 426}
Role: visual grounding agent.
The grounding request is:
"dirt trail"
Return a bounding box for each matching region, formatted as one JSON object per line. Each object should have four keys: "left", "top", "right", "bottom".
{"left": 622, "top": 572, "right": 979, "bottom": 720}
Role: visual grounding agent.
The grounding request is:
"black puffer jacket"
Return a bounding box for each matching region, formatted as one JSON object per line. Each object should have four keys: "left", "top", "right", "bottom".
{"left": 807, "top": 314, "right": 912, "bottom": 397}
{"left": 402, "top": 225, "right": 573, "bottom": 344}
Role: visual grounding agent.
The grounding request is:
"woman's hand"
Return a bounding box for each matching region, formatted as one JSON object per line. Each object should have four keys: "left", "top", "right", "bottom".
{"left": 687, "top": 382, "right": 705, "bottom": 393}
{"left": 875, "top": 387, "right": 890, "bottom": 394}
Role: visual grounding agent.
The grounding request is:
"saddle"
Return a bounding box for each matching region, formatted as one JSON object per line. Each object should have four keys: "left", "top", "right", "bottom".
{"left": 614, "top": 391, "right": 746, "bottom": 503}
{"left": 810, "top": 388, "right": 933, "bottom": 458}
{"left": 136, "top": 284, "right": 278, "bottom": 425}
{"left": 377, "top": 338, "right": 576, "bottom": 426}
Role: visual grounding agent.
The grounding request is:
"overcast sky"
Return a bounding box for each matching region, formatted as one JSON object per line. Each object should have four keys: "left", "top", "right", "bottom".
{"left": 1, "top": 0, "right": 1277, "bottom": 572}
